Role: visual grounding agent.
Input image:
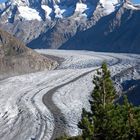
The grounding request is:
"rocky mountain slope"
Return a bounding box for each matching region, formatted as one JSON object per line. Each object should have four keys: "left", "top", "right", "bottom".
{"left": 0, "top": 29, "right": 57, "bottom": 79}
{"left": 0, "top": 0, "right": 140, "bottom": 53}
{"left": 60, "top": 2, "right": 140, "bottom": 53}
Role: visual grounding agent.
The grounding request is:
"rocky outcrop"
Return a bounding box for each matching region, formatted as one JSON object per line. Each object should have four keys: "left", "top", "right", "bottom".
{"left": 0, "top": 29, "right": 57, "bottom": 79}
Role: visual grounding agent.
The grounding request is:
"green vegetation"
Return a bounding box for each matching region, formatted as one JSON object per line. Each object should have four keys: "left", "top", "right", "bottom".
{"left": 56, "top": 62, "right": 140, "bottom": 140}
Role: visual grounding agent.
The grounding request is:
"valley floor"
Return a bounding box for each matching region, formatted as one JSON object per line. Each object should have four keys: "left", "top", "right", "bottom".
{"left": 0, "top": 50, "right": 139, "bottom": 140}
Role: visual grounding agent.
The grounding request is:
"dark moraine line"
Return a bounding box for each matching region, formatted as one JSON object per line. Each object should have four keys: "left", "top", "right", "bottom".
{"left": 42, "top": 57, "right": 122, "bottom": 140}
{"left": 42, "top": 69, "right": 95, "bottom": 140}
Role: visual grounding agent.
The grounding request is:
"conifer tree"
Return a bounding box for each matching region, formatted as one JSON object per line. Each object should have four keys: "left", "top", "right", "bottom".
{"left": 78, "top": 62, "right": 116, "bottom": 139}
{"left": 57, "top": 62, "right": 140, "bottom": 140}
{"left": 78, "top": 62, "right": 140, "bottom": 140}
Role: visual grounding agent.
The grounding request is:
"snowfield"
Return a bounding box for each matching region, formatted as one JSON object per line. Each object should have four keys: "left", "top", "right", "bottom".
{"left": 0, "top": 50, "right": 139, "bottom": 140}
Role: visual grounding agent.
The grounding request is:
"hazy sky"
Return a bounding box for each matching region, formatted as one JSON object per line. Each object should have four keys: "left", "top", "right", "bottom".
{"left": 0, "top": 0, "right": 7, "bottom": 3}
{"left": 133, "top": 0, "right": 140, "bottom": 3}
{"left": 0, "top": 0, "right": 140, "bottom": 4}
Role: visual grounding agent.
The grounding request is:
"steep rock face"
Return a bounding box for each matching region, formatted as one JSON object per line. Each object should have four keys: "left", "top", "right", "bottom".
{"left": 0, "top": 0, "right": 140, "bottom": 53}
{"left": 0, "top": 29, "right": 57, "bottom": 79}
{"left": 60, "top": 3, "right": 140, "bottom": 53}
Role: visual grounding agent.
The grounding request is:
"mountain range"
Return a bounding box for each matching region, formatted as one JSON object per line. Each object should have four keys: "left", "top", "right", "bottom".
{"left": 0, "top": 0, "right": 140, "bottom": 53}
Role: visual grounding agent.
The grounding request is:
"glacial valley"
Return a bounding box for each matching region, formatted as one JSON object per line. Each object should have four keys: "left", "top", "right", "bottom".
{"left": 0, "top": 49, "right": 139, "bottom": 140}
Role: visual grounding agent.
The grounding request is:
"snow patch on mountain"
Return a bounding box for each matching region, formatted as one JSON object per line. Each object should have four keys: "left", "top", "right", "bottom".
{"left": 18, "top": 6, "right": 42, "bottom": 20}
{"left": 54, "top": 5, "right": 66, "bottom": 18}
{"left": 41, "top": 5, "right": 52, "bottom": 19}
{"left": 125, "top": 2, "right": 140, "bottom": 10}
{"left": 75, "top": 2, "right": 88, "bottom": 13}
{"left": 100, "top": 0, "right": 120, "bottom": 14}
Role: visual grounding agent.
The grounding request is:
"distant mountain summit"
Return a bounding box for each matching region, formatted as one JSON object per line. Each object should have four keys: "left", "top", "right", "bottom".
{"left": 0, "top": 29, "right": 57, "bottom": 79}
{"left": 0, "top": 0, "right": 121, "bottom": 24}
{"left": 0, "top": 0, "right": 140, "bottom": 53}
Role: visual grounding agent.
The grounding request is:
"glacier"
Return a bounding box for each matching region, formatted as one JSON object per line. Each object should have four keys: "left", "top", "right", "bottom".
{"left": 0, "top": 50, "right": 139, "bottom": 140}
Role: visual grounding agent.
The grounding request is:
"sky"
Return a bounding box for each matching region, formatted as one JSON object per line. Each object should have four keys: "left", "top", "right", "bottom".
{"left": 0, "top": 0, "right": 7, "bottom": 2}
{"left": 133, "top": 0, "right": 140, "bottom": 4}
{"left": 0, "top": 0, "right": 140, "bottom": 4}
{"left": 0, "top": 0, "right": 7, "bottom": 3}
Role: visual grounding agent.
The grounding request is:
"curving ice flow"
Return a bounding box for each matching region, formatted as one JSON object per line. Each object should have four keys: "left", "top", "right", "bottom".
{"left": 0, "top": 50, "right": 140, "bottom": 140}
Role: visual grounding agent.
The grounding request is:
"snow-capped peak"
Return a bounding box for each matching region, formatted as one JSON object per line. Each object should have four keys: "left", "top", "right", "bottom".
{"left": 99, "top": 0, "right": 121, "bottom": 14}
{"left": 10, "top": 0, "right": 30, "bottom": 6}
{"left": 0, "top": 0, "right": 134, "bottom": 22}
